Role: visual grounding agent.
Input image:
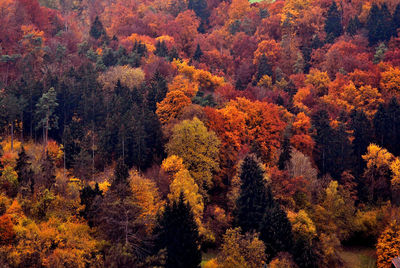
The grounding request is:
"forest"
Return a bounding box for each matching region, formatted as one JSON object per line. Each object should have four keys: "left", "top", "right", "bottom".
{"left": 1, "top": 0, "right": 400, "bottom": 267}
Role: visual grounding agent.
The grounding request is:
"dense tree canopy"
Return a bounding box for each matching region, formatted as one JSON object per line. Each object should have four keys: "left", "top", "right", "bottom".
{"left": 1, "top": 0, "right": 400, "bottom": 266}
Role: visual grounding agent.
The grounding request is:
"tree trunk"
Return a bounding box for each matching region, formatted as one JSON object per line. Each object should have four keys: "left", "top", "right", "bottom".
{"left": 10, "top": 121, "right": 14, "bottom": 152}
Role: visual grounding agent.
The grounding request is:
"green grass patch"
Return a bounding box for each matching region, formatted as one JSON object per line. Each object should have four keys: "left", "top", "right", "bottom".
{"left": 339, "top": 246, "right": 376, "bottom": 268}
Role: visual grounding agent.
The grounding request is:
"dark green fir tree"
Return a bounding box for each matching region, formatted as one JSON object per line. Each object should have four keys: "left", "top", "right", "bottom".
{"left": 234, "top": 155, "right": 272, "bottom": 232}
{"left": 324, "top": 1, "right": 343, "bottom": 43}
{"left": 154, "top": 193, "right": 201, "bottom": 268}
{"left": 90, "top": 16, "right": 106, "bottom": 40}
{"left": 193, "top": 44, "right": 203, "bottom": 61}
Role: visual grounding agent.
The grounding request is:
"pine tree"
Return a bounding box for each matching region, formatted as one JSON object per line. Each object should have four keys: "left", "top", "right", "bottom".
{"left": 235, "top": 155, "right": 272, "bottom": 232}
{"left": 292, "top": 238, "right": 319, "bottom": 268}
{"left": 80, "top": 183, "right": 103, "bottom": 227}
{"left": 325, "top": 1, "right": 343, "bottom": 43}
{"left": 193, "top": 44, "right": 203, "bottom": 61}
{"left": 278, "top": 130, "right": 292, "bottom": 170}
{"left": 393, "top": 4, "right": 400, "bottom": 36}
{"left": 350, "top": 109, "right": 372, "bottom": 177}
{"left": 154, "top": 193, "right": 201, "bottom": 268}
{"left": 367, "top": 4, "right": 394, "bottom": 45}
{"left": 374, "top": 103, "right": 388, "bottom": 146}
{"left": 259, "top": 203, "right": 294, "bottom": 261}
{"left": 255, "top": 54, "right": 273, "bottom": 84}
{"left": 188, "top": 0, "right": 210, "bottom": 24}
{"left": 90, "top": 16, "right": 106, "bottom": 40}
{"left": 35, "top": 87, "right": 58, "bottom": 145}
{"left": 385, "top": 98, "right": 400, "bottom": 155}
{"left": 155, "top": 41, "right": 169, "bottom": 58}
{"left": 112, "top": 159, "right": 129, "bottom": 191}
{"left": 41, "top": 153, "right": 56, "bottom": 190}
{"left": 312, "top": 108, "right": 335, "bottom": 176}
{"left": 347, "top": 16, "right": 361, "bottom": 36}
{"left": 147, "top": 71, "right": 168, "bottom": 112}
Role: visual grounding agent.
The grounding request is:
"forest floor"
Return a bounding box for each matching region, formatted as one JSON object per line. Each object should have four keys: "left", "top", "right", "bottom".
{"left": 339, "top": 246, "right": 376, "bottom": 268}
{"left": 201, "top": 246, "right": 376, "bottom": 267}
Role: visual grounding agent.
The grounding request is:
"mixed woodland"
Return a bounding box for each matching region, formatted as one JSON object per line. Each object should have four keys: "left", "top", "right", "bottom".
{"left": 2, "top": 0, "right": 400, "bottom": 267}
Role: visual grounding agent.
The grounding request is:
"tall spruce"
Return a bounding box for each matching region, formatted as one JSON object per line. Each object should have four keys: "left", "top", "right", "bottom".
{"left": 155, "top": 41, "right": 169, "bottom": 58}
{"left": 278, "top": 130, "right": 292, "bottom": 170}
{"left": 347, "top": 16, "right": 361, "bottom": 36}
{"left": 312, "top": 108, "right": 335, "bottom": 176}
{"left": 188, "top": 0, "right": 209, "bottom": 22}
{"left": 259, "top": 202, "right": 294, "bottom": 261}
{"left": 350, "top": 109, "right": 372, "bottom": 177}
{"left": 325, "top": 1, "right": 343, "bottom": 43}
{"left": 154, "top": 193, "right": 201, "bottom": 268}
{"left": 80, "top": 183, "right": 103, "bottom": 227}
{"left": 193, "top": 44, "right": 203, "bottom": 61}
{"left": 90, "top": 16, "right": 106, "bottom": 40}
{"left": 385, "top": 98, "right": 400, "bottom": 155}
{"left": 393, "top": 4, "right": 400, "bottom": 36}
{"left": 235, "top": 155, "right": 272, "bottom": 232}
{"left": 374, "top": 103, "right": 389, "bottom": 147}
{"left": 367, "top": 4, "right": 394, "bottom": 45}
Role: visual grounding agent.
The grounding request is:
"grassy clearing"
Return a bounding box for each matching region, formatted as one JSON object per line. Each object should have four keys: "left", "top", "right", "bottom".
{"left": 339, "top": 246, "right": 376, "bottom": 268}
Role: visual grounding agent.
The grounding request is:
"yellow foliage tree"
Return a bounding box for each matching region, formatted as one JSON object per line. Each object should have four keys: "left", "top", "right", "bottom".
{"left": 168, "top": 74, "right": 199, "bottom": 98}
{"left": 97, "top": 65, "right": 145, "bottom": 92}
{"left": 168, "top": 169, "right": 204, "bottom": 230}
{"left": 173, "top": 59, "right": 225, "bottom": 91}
{"left": 129, "top": 171, "right": 164, "bottom": 234}
{"left": 377, "top": 220, "right": 400, "bottom": 268}
{"left": 216, "top": 227, "right": 266, "bottom": 268}
{"left": 287, "top": 210, "right": 317, "bottom": 242}
{"left": 281, "top": 0, "right": 312, "bottom": 23}
{"left": 305, "top": 68, "right": 330, "bottom": 96}
{"left": 156, "top": 90, "right": 192, "bottom": 125}
{"left": 166, "top": 117, "right": 220, "bottom": 193}
{"left": 161, "top": 155, "right": 205, "bottom": 234}
{"left": 380, "top": 67, "right": 400, "bottom": 96}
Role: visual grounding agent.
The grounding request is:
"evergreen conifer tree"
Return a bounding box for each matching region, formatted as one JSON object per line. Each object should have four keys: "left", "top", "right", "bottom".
{"left": 393, "top": 4, "right": 400, "bottom": 36}
{"left": 90, "top": 16, "right": 106, "bottom": 40}
{"left": 154, "top": 193, "right": 201, "bottom": 268}
{"left": 325, "top": 1, "right": 343, "bottom": 43}
{"left": 235, "top": 155, "right": 272, "bottom": 232}
{"left": 278, "top": 130, "right": 292, "bottom": 170}
{"left": 193, "top": 44, "right": 203, "bottom": 61}
{"left": 347, "top": 16, "right": 361, "bottom": 36}
{"left": 259, "top": 203, "right": 293, "bottom": 261}
{"left": 350, "top": 109, "right": 372, "bottom": 177}
{"left": 367, "top": 4, "right": 394, "bottom": 45}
